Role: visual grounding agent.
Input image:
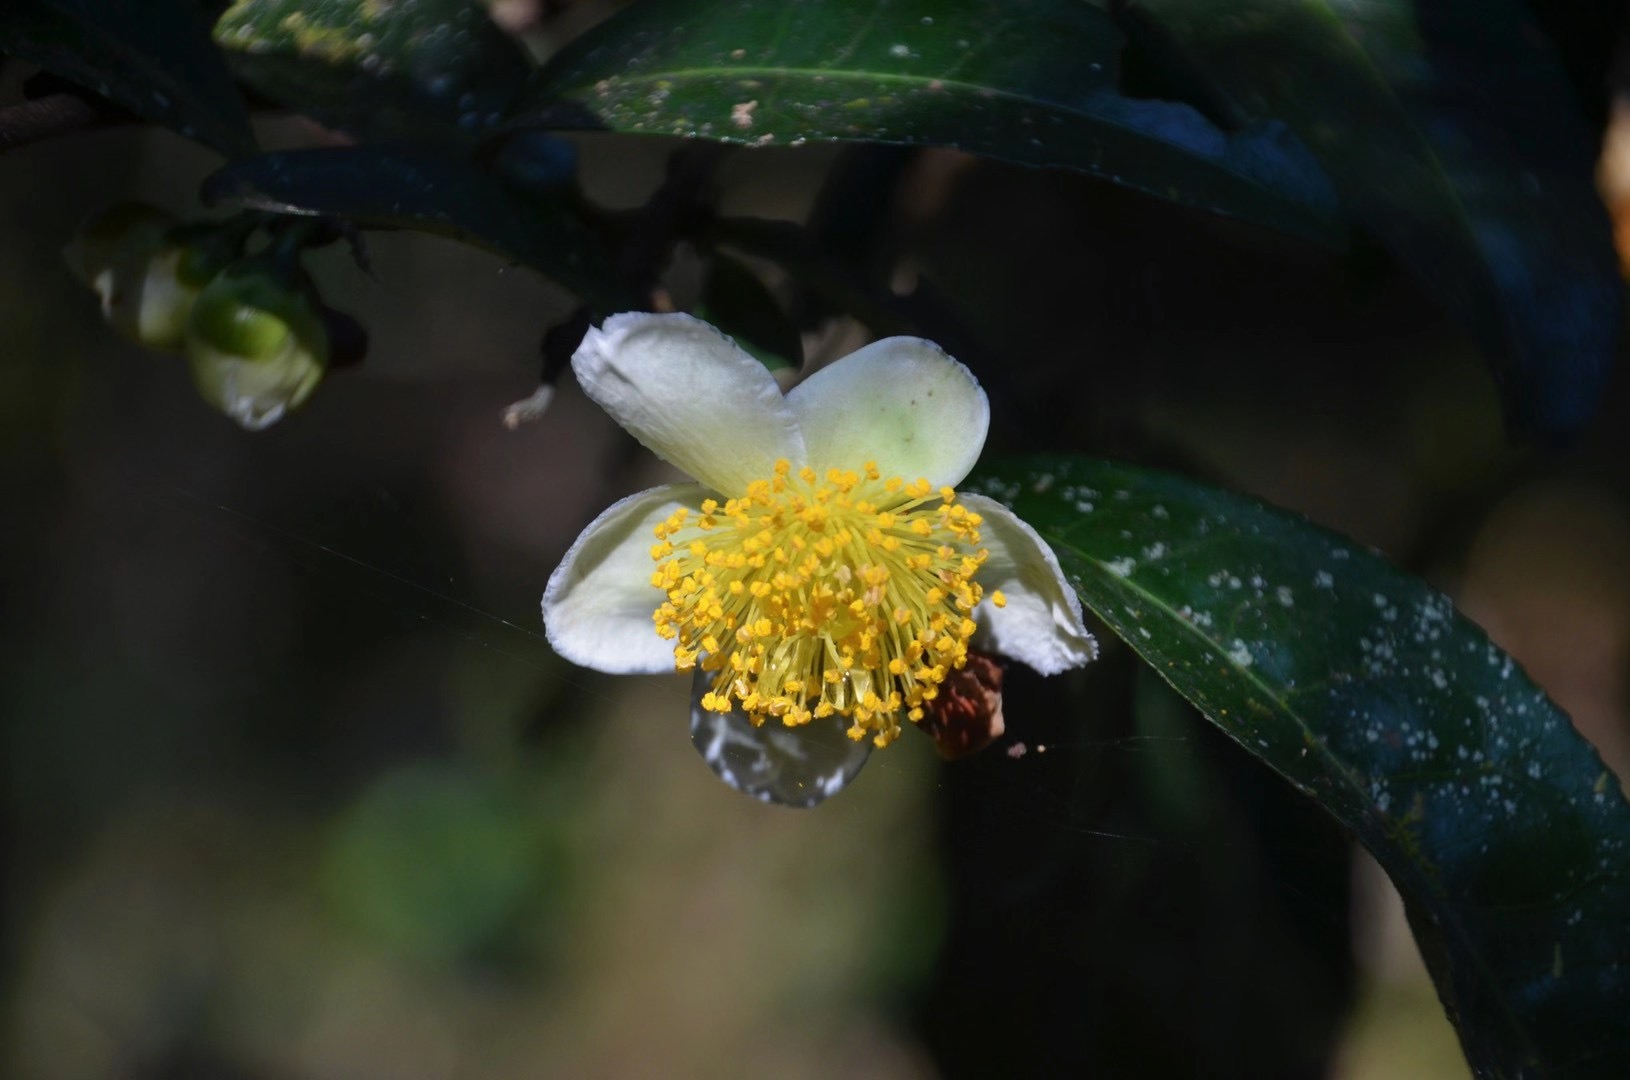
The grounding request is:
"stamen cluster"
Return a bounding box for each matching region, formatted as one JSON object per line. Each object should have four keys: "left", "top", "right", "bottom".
{"left": 650, "top": 459, "right": 1004, "bottom": 746}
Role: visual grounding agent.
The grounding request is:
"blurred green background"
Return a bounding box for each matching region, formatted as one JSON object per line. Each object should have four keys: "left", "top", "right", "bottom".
{"left": 5, "top": 22, "right": 1630, "bottom": 1075}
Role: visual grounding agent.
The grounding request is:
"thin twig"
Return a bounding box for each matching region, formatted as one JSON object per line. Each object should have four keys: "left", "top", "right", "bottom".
{"left": 0, "top": 91, "right": 113, "bottom": 152}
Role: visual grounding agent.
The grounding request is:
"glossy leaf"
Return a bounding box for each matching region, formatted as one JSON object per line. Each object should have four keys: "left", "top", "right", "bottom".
{"left": 212, "top": 0, "right": 532, "bottom": 145}
{"left": 202, "top": 144, "right": 633, "bottom": 312}
{"left": 970, "top": 456, "right": 1630, "bottom": 1077}
{"left": 1120, "top": 0, "right": 1622, "bottom": 442}
{"left": 2, "top": 0, "right": 255, "bottom": 155}
{"left": 513, "top": 0, "right": 1344, "bottom": 246}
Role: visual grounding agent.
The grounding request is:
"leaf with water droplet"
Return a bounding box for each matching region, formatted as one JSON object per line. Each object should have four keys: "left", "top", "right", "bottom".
{"left": 213, "top": 0, "right": 532, "bottom": 146}
{"left": 510, "top": 0, "right": 1344, "bottom": 246}
{"left": 971, "top": 455, "right": 1630, "bottom": 1076}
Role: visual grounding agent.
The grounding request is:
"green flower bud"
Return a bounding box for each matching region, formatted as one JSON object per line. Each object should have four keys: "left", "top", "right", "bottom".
{"left": 184, "top": 263, "right": 329, "bottom": 430}
{"left": 63, "top": 202, "right": 175, "bottom": 285}
{"left": 64, "top": 203, "right": 213, "bottom": 350}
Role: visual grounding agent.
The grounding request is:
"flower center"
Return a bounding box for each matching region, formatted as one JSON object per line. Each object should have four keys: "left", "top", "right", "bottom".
{"left": 649, "top": 458, "right": 1001, "bottom": 747}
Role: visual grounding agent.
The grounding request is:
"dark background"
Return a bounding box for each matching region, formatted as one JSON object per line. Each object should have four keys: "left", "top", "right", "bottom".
{"left": 4, "top": 9, "right": 1630, "bottom": 1077}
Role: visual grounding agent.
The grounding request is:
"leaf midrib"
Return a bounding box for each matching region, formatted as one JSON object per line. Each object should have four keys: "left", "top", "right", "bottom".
{"left": 551, "top": 64, "right": 1091, "bottom": 116}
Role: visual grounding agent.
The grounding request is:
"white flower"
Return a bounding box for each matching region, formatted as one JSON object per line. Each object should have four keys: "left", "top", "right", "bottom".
{"left": 542, "top": 312, "right": 1096, "bottom": 804}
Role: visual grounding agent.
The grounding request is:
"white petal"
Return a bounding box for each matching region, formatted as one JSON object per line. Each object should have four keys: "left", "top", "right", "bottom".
{"left": 962, "top": 494, "right": 1098, "bottom": 675}
{"left": 786, "top": 336, "right": 989, "bottom": 488}
{"left": 542, "top": 483, "right": 707, "bottom": 674}
{"left": 572, "top": 312, "right": 805, "bottom": 494}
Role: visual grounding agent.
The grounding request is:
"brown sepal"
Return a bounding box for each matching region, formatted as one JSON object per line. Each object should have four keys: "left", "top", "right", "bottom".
{"left": 916, "top": 651, "right": 1006, "bottom": 760}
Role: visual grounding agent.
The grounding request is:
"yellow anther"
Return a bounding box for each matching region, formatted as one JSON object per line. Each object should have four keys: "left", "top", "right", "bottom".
{"left": 647, "top": 459, "right": 986, "bottom": 743}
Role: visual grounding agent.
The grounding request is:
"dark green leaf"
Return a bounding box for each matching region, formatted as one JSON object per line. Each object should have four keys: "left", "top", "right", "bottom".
{"left": 972, "top": 456, "right": 1630, "bottom": 1077}
{"left": 1120, "top": 0, "right": 1621, "bottom": 442}
{"left": 202, "top": 144, "right": 633, "bottom": 312}
{"left": 513, "top": 0, "right": 1344, "bottom": 246}
{"left": 2, "top": 0, "right": 255, "bottom": 155}
{"left": 213, "top": 0, "right": 532, "bottom": 145}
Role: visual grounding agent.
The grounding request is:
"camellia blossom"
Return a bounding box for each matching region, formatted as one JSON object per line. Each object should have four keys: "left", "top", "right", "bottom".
{"left": 543, "top": 313, "right": 1096, "bottom": 804}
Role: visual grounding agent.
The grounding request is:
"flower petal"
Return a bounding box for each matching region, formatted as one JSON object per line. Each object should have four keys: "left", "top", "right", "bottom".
{"left": 572, "top": 312, "right": 805, "bottom": 494}
{"left": 542, "top": 483, "right": 707, "bottom": 674}
{"left": 962, "top": 494, "right": 1098, "bottom": 675}
{"left": 786, "top": 336, "right": 989, "bottom": 488}
{"left": 688, "top": 669, "right": 871, "bottom": 807}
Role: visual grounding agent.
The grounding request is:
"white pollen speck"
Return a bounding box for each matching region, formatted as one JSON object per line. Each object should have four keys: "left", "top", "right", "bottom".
{"left": 1151, "top": 505, "right": 1169, "bottom": 519}
{"left": 1106, "top": 557, "right": 1136, "bottom": 578}
{"left": 889, "top": 43, "right": 912, "bottom": 57}
{"left": 1142, "top": 542, "right": 1167, "bottom": 560}
{"left": 1275, "top": 586, "right": 1294, "bottom": 607}
{"left": 731, "top": 100, "right": 758, "bottom": 128}
{"left": 1315, "top": 570, "right": 1334, "bottom": 589}
{"left": 1227, "top": 640, "right": 1253, "bottom": 667}
{"left": 1032, "top": 472, "right": 1054, "bottom": 493}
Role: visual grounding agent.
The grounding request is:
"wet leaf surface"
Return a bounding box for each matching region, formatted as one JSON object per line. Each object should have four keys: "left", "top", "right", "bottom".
{"left": 972, "top": 455, "right": 1630, "bottom": 1077}
{"left": 514, "top": 0, "right": 1344, "bottom": 246}
{"left": 213, "top": 0, "right": 532, "bottom": 145}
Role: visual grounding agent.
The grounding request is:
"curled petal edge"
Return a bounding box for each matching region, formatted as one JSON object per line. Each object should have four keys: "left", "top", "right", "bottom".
{"left": 963, "top": 493, "right": 1098, "bottom": 676}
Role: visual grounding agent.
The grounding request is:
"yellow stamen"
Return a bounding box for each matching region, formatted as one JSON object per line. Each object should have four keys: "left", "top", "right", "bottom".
{"left": 650, "top": 461, "right": 987, "bottom": 747}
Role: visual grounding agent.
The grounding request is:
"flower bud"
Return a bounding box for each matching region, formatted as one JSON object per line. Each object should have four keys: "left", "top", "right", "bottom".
{"left": 64, "top": 203, "right": 212, "bottom": 350}
{"left": 184, "top": 263, "right": 329, "bottom": 430}
{"left": 63, "top": 202, "right": 175, "bottom": 284}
